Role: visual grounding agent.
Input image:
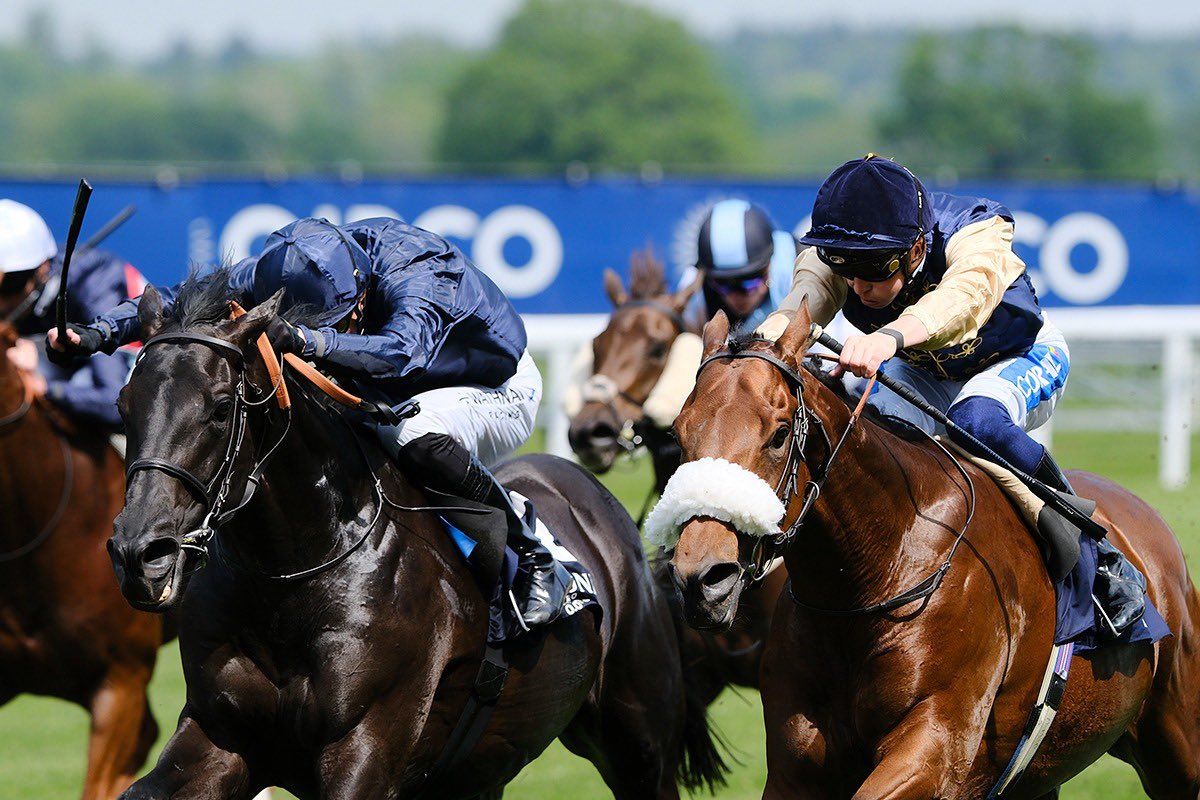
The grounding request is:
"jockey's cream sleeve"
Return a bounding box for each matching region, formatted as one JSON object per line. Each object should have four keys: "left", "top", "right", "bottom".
{"left": 756, "top": 246, "right": 846, "bottom": 341}
{"left": 898, "top": 216, "right": 1027, "bottom": 349}
{"left": 757, "top": 215, "right": 1025, "bottom": 351}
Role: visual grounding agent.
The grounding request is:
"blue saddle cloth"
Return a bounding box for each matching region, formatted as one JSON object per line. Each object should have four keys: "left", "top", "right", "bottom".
{"left": 442, "top": 492, "right": 600, "bottom": 645}
{"left": 1055, "top": 534, "right": 1171, "bottom": 653}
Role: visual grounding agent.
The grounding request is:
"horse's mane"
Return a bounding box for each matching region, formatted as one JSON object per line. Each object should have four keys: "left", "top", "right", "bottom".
{"left": 628, "top": 247, "right": 669, "bottom": 300}
{"left": 167, "top": 266, "right": 236, "bottom": 330}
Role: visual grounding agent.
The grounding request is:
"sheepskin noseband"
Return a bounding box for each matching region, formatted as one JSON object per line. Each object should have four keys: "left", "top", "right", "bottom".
{"left": 645, "top": 457, "right": 785, "bottom": 548}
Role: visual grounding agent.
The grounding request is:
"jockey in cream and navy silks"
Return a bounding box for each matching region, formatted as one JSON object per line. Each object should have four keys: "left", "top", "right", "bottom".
{"left": 757, "top": 154, "right": 1148, "bottom": 640}
{"left": 0, "top": 199, "right": 139, "bottom": 431}
{"left": 49, "top": 216, "right": 571, "bottom": 631}
{"left": 680, "top": 199, "right": 797, "bottom": 335}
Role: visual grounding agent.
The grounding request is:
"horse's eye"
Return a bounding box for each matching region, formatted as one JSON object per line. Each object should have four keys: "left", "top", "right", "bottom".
{"left": 648, "top": 341, "right": 669, "bottom": 359}
{"left": 212, "top": 398, "right": 234, "bottom": 423}
{"left": 770, "top": 425, "right": 790, "bottom": 450}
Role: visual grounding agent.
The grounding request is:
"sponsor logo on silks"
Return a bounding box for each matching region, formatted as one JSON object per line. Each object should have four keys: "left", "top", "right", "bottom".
{"left": 1000, "top": 344, "right": 1070, "bottom": 413}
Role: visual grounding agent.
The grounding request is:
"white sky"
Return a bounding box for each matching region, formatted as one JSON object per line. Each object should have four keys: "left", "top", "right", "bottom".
{"left": 2, "top": 0, "right": 1198, "bottom": 60}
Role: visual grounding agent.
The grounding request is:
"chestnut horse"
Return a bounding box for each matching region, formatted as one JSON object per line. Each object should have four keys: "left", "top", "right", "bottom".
{"left": 567, "top": 251, "right": 787, "bottom": 704}
{"left": 664, "top": 304, "right": 1200, "bottom": 799}
{"left": 0, "top": 323, "right": 165, "bottom": 800}
{"left": 107, "top": 277, "right": 724, "bottom": 799}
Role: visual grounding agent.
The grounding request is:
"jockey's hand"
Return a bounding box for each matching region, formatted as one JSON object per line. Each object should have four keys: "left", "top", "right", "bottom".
{"left": 45, "top": 324, "right": 104, "bottom": 366}
{"left": 830, "top": 331, "right": 898, "bottom": 379}
{"left": 266, "top": 316, "right": 305, "bottom": 355}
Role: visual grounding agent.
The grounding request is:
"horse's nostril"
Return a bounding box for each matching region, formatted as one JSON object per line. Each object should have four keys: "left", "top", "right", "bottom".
{"left": 139, "top": 538, "right": 180, "bottom": 570}
{"left": 699, "top": 561, "right": 741, "bottom": 590}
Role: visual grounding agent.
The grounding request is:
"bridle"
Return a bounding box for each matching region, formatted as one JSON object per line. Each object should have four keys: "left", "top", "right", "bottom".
{"left": 124, "top": 330, "right": 294, "bottom": 575}
{"left": 590, "top": 298, "right": 687, "bottom": 454}
{"left": 694, "top": 337, "right": 975, "bottom": 615}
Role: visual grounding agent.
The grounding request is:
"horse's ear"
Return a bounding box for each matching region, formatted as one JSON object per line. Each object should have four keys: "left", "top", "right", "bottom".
{"left": 227, "top": 289, "right": 284, "bottom": 343}
{"left": 672, "top": 271, "right": 703, "bottom": 314}
{"left": 775, "top": 297, "right": 814, "bottom": 366}
{"left": 701, "top": 310, "right": 730, "bottom": 358}
{"left": 138, "top": 286, "right": 165, "bottom": 339}
{"left": 603, "top": 268, "right": 627, "bottom": 308}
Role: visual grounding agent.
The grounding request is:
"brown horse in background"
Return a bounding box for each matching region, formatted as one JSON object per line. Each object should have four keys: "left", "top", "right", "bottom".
{"left": 568, "top": 249, "right": 787, "bottom": 705}
{"left": 666, "top": 303, "right": 1200, "bottom": 799}
{"left": 0, "top": 323, "right": 166, "bottom": 800}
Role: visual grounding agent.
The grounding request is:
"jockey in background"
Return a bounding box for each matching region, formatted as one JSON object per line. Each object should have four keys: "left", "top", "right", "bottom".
{"left": 0, "top": 198, "right": 137, "bottom": 434}
{"left": 678, "top": 198, "right": 797, "bottom": 335}
{"left": 758, "top": 153, "right": 1146, "bottom": 638}
{"left": 49, "top": 216, "right": 570, "bottom": 630}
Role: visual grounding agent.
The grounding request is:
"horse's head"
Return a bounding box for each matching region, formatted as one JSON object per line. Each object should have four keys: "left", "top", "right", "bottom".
{"left": 651, "top": 302, "right": 819, "bottom": 629}
{"left": 568, "top": 248, "right": 701, "bottom": 472}
{"left": 108, "top": 280, "right": 283, "bottom": 611}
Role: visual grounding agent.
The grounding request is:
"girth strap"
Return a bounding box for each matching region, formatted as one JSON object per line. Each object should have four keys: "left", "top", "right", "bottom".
{"left": 415, "top": 643, "right": 511, "bottom": 797}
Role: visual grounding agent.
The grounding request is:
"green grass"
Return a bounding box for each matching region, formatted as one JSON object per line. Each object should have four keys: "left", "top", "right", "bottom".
{"left": 2, "top": 431, "right": 1197, "bottom": 798}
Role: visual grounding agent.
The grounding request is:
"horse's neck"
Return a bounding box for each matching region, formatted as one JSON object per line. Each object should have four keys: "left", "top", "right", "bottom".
{"left": 229, "top": 392, "right": 387, "bottom": 575}
{"left": 784, "top": 375, "right": 937, "bottom": 608}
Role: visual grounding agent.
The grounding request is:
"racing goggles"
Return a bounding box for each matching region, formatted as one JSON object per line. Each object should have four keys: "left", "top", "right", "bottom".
{"left": 817, "top": 246, "right": 909, "bottom": 282}
{"left": 707, "top": 270, "right": 768, "bottom": 296}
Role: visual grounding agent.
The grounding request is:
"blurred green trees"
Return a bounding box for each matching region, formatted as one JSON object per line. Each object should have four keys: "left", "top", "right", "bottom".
{"left": 876, "top": 27, "right": 1160, "bottom": 179}
{"left": 437, "top": 0, "right": 753, "bottom": 169}
{"left": 0, "top": 5, "right": 1195, "bottom": 181}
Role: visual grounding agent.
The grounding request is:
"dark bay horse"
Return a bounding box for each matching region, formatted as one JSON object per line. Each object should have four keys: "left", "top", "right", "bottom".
{"left": 0, "top": 323, "right": 166, "bottom": 800}
{"left": 567, "top": 250, "right": 787, "bottom": 704}
{"left": 107, "top": 279, "right": 723, "bottom": 799}
{"left": 665, "top": 303, "right": 1200, "bottom": 799}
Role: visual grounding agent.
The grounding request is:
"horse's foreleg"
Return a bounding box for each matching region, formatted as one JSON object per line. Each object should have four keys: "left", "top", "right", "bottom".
{"left": 847, "top": 704, "right": 981, "bottom": 800}
{"left": 80, "top": 665, "right": 156, "bottom": 800}
{"left": 119, "top": 713, "right": 256, "bottom": 800}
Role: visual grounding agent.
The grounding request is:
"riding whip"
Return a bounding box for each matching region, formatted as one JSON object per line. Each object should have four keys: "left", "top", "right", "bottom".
{"left": 55, "top": 179, "right": 94, "bottom": 342}
{"left": 811, "top": 324, "right": 1107, "bottom": 540}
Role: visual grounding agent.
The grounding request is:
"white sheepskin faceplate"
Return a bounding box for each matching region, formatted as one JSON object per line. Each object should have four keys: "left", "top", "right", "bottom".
{"left": 645, "top": 457, "right": 785, "bottom": 549}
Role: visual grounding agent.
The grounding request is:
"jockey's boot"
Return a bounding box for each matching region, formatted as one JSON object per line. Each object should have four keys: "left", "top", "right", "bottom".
{"left": 1033, "top": 451, "right": 1147, "bottom": 638}
{"left": 399, "top": 433, "right": 570, "bottom": 630}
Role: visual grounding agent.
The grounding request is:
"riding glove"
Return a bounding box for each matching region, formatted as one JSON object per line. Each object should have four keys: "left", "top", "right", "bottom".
{"left": 46, "top": 323, "right": 106, "bottom": 366}
{"left": 266, "top": 316, "right": 306, "bottom": 354}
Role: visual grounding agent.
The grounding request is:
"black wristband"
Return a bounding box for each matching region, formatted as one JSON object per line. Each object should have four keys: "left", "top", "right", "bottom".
{"left": 876, "top": 327, "right": 906, "bottom": 350}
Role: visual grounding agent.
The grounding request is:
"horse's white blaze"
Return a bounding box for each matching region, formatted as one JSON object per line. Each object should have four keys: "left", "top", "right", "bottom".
{"left": 645, "top": 457, "right": 785, "bottom": 548}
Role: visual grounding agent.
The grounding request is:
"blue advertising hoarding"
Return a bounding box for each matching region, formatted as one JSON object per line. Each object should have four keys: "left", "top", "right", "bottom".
{"left": 2, "top": 176, "right": 1197, "bottom": 314}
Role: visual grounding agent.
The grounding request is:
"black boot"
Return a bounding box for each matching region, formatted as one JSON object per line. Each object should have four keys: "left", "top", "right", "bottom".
{"left": 399, "top": 433, "right": 570, "bottom": 630}
{"left": 1033, "top": 451, "right": 1146, "bottom": 638}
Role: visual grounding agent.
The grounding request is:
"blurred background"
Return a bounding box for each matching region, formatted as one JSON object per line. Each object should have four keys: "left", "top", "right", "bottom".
{"left": 1, "top": 1, "right": 1198, "bottom": 797}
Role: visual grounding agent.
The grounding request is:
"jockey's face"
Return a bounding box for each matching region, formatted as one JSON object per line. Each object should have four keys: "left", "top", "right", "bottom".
{"left": 846, "top": 271, "right": 905, "bottom": 309}
{"left": 844, "top": 237, "right": 925, "bottom": 310}
{"left": 0, "top": 261, "right": 50, "bottom": 317}
{"left": 335, "top": 291, "right": 368, "bottom": 334}
{"left": 707, "top": 268, "right": 770, "bottom": 321}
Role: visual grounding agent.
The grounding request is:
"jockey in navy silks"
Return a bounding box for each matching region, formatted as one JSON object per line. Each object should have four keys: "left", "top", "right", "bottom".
{"left": 1, "top": 198, "right": 137, "bottom": 432}
{"left": 757, "top": 154, "right": 1147, "bottom": 639}
{"left": 49, "top": 216, "right": 570, "bottom": 630}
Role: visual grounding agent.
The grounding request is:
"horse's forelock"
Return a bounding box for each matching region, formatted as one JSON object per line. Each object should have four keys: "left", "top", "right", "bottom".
{"left": 168, "top": 266, "right": 236, "bottom": 331}
{"left": 628, "top": 252, "right": 668, "bottom": 300}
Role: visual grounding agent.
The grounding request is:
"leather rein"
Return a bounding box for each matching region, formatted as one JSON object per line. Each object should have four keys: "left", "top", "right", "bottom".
{"left": 695, "top": 343, "right": 975, "bottom": 616}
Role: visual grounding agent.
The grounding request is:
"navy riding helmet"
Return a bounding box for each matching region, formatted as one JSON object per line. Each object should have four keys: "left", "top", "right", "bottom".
{"left": 253, "top": 218, "right": 372, "bottom": 327}
{"left": 799, "top": 153, "right": 930, "bottom": 252}
{"left": 696, "top": 199, "right": 777, "bottom": 279}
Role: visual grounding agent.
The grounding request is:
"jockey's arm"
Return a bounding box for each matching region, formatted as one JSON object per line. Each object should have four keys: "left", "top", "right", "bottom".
{"left": 298, "top": 299, "right": 447, "bottom": 385}
{"left": 898, "top": 216, "right": 1027, "bottom": 351}
{"left": 90, "top": 260, "right": 256, "bottom": 350}
{"left": 755, "top": 245, "right": 847, "bottom": 341}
